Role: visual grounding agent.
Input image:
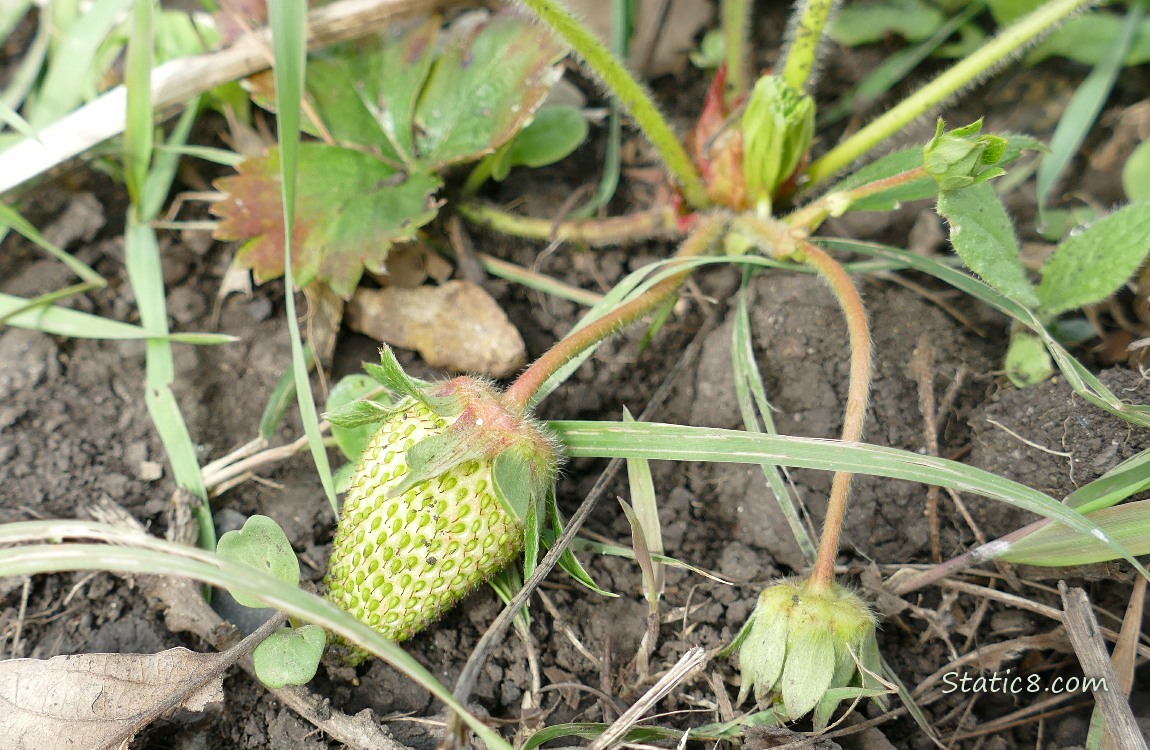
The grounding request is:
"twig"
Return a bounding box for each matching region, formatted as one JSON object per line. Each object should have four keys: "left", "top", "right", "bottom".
{"left": 586, "top": 647, "right": 708, "bottom": 750}
{"left": 911, "top": 337, "right": 942, "bottom": 562}
{"left": 1059, "top": 583, "right": 1144, "bottom": 750}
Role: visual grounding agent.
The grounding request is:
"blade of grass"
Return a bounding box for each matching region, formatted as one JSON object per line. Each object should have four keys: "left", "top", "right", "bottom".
{"left": 32, "top": 0, "right": 134, "bottom": 128}
{"left": 1, "top": 5, "right": 49, "bottom": 112}
{"left": 124, "top": 0, "right": 214, "bottom": 549}
{"left": 623, "top": 408, "right": 663, "bottom": 603}
{"left": 260, "top": 345, "right": 314, "bottom": 441}
{"left": 1036, "top": 1, "right": 1143, "bottom": 217}
{"left": 569, "top": 0, "right": 628, "bottom": 219}
{"left": 1064, "top": 447, "right": 1150, "bottom": 514}
{"left": 819, "top": 0, "right": 986, "bottom": 127}
{"left": 0, "top": 293, "right": 235, "bottom": 342}
{"left": 732, "top": 277, "right": 817, "bottom": 562}
{"left": 0, "top": 202, "right": 104, "bottom": 286}
{"left": 269, "top": 0, "right": 337, "bottom": 512}
{"left": 0, "top": 98, "right": 36, "bottom": 140}
{"left": 142, "top": 97, "right": 202, "bottom": 221}
{"left": 549, "top": 420, "right": 1150, "bottom": 580}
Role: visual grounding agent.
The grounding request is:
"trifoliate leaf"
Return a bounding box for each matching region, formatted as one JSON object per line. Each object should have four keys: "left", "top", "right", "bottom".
{"left": 829, "top": 0, "right": 945, "bottom": 45}
{"left": 252, "top": 625, "right": 326, "bottom": 689}
{"left": 216, "top": 515, "right": 300, "bottom": 609}
{"left": 212, "top": 144, "right": 440, "bottom": 298}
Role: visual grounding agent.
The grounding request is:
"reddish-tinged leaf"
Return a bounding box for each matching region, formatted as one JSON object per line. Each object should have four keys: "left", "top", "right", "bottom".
{"left": 212, "top": 144, "right": 441, "bottom": 298}
{"left": 415, "top": 12, "right": 567, "bottom": 169}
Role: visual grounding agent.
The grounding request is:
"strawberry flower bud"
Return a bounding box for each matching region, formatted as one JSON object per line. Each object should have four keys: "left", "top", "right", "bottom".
{"left": 324, "top": 350, "right": 559, "bottom": 658}
{"left": 734, "top": 578, "right": 885, "bottom": 729}
{"left": 742, "top": 76, "right": 815, "bottom": 212}
{"left": 924, "top": 118, "right": 1008, "bottom": 190}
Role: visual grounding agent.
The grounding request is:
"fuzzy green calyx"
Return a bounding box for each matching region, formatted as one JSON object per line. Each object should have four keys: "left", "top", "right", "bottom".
{"left": 924, "top": 118, "right": 1007, "bottom": 191}
{"left": 742, "top": 76, "right": 815, "bottom": 211}
{"left": 324, "top": 364, "right": 559, "bottom": 653}
{"left": 735, "top": 579, "right": 884, "bottom": 729}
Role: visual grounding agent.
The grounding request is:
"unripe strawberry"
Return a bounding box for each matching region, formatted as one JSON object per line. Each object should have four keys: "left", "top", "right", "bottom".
{"left": 733, "top": 578, "right": 886, "bottom": 729}
{"left": 324, "top": 357, "right": 558, "bottom": 655}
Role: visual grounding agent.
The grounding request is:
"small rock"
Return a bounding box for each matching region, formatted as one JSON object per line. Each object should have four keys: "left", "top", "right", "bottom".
{"left": 138, "top": 461, "right": 164, "bottom": 482}
{"left": 346, "top": 280, "right": 526, "bottom": 377}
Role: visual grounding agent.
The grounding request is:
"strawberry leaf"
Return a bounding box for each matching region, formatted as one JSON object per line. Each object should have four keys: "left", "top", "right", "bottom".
{"left": 356, "top": 16, "right": 440, "bottom": 168}
{"left": 415, "top": 12, "right": 566, "bottom": 169}
{"left": 212, "top": 143, "right": 440, "bottom": 298}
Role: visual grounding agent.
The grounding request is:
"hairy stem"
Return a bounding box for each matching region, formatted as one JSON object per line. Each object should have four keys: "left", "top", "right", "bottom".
{"left": 785, "top": 165, "right": 928, "bottom": 232}
{"left": 457, "top": 199, "right": 681, "bottom": 245}
{"left": 734, "top": 216, "right": 872, "bottom": 591}
{"left": 518, "top": 0, "right": 711, "bottom": 209}
{"left": 805, "top": 0, "right": 1094, "bottom": 187}
{"left": 780, "top": 0, "right": 839, "bottom": 92}
{"left": 799, "top": 241, "right": 871, "bottom": 591}
{"left": 722, "top": 0, "right": 753, "bottom": 100}
{"left": 505, "top": 214, "right": 728, "bottom": 410}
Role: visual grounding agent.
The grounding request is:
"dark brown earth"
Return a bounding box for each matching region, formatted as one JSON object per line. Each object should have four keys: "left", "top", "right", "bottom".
{"left": 2, "top": 5, "right": 1149, "bottom": 750}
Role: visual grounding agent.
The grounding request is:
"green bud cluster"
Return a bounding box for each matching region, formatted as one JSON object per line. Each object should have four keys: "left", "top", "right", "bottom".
{"left": 735, "top": 579, "right": 885, "bottom": 729}
{"left": 924, "top": 118, "right": 1008, "bottom": 190}
{"left": 742, "top": 76, "right": 815, "bottom": 211}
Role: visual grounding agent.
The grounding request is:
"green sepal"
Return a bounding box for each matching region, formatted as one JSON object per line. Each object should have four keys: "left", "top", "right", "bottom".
{"left": 718, "top": 607, "right": 757, "bottom": 659}
{"left": 363, "top": 346, "right": 460, "bottom": 417}
{"left": 924, "top": 118, "right": 1008, "bottom": 190}
{"left": 326, "top": 374, "right": 390, "bottom": 459}
{"left": 739, "top": 609, "right": 787, "bottom": 704}
{"left": 859, "top": 629, "right": 887, "bottom": 708}
{"left": 523, "top": 486, "right": 542, "bottom": 583}
{"left": 252, "top": 624, "right": 326, "bottom": 689}
{"left": 545, "top": 484, "right": 615, "bottom": 597}
{"left": 324, "top": 399, "right": 395, "bottom": 429}
{"left": 493, "top": 448, "right": 537, "bottom": 521}
{"left": 811, "top": 686, "right": 888, "bottom": 731}
{"left": 389, "top": 428, "right": 487, "bottom": 498}
{"left": 779, "top": 625, "right": 835, "bottom": 719}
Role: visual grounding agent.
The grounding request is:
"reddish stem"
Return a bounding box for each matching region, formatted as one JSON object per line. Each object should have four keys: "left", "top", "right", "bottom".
{"left": 799, "top": 240, "right": 872, "bottom": 592}
{"left": 505, "top": 214, "right": 728, "bottom": 411}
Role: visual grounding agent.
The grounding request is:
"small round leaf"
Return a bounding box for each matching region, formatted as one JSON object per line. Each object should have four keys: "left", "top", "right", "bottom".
{"left": 253, "top": 625, "right": 326, "bottom": 689}
{"left": 215, "top": 515, "right": 300, "bottom": 609}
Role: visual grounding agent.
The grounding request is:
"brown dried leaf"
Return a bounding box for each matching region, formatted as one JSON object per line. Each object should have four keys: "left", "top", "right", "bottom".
{"left": 345, "top": 280, "right": 526, "bottom": 377}
{"left": 0, "top": 648, "right": 227, "bottom": 750}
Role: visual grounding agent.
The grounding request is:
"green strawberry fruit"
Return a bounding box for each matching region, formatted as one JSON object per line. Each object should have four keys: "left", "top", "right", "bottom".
{"left": 324, "top": 360, "right": 558, "bottom": 655}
